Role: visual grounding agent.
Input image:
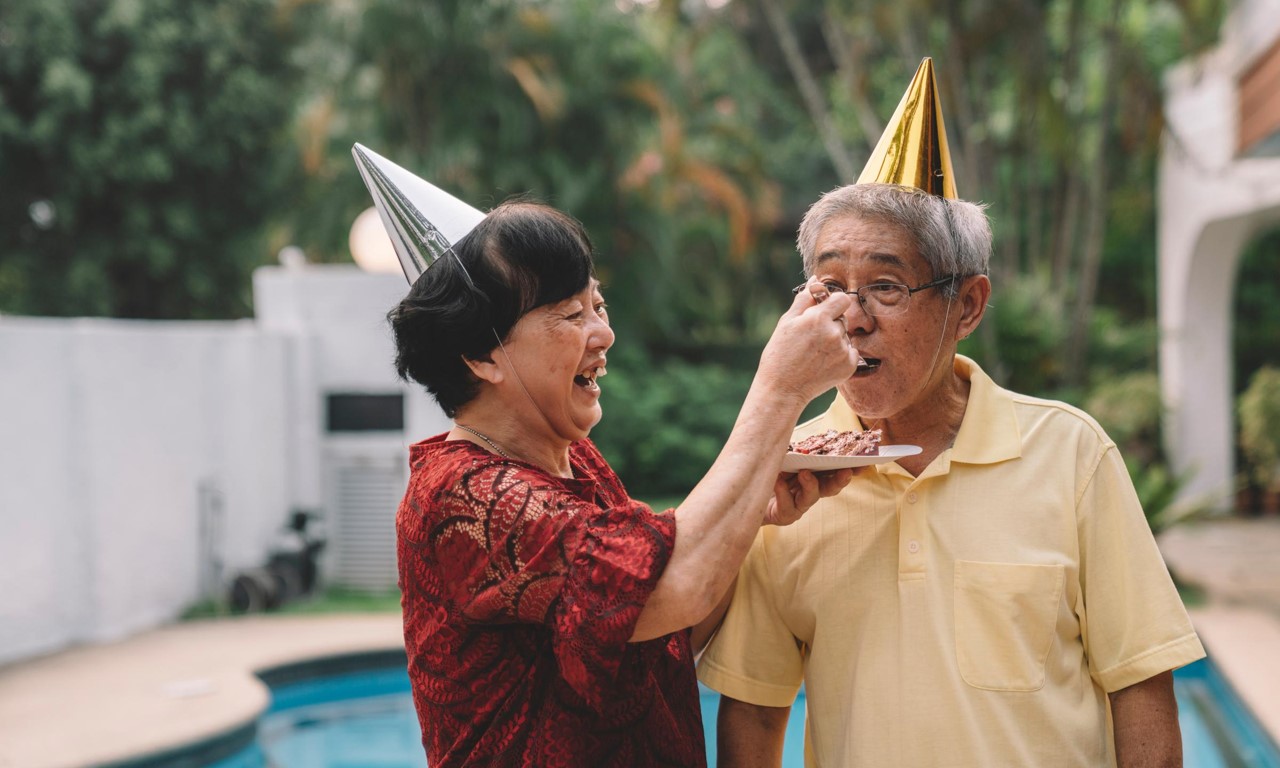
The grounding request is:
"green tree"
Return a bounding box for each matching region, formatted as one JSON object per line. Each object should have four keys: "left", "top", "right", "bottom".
{"left": 0, "top": 0, "right": 301, "bottom": 318}
{"left": 1234, "top": 228, "right": 1280, "bottom": 398}
{"left": 1239, "top": 367, "right": 1280, "bottom": 492}
{"left": 281, "top": 0, "right": 807, "bottom": 349}
{"left": 743, "top": 0, "right": 1227, "bottom": 391}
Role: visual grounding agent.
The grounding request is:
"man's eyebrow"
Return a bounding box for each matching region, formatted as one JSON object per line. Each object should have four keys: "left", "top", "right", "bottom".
{"left": 813, "top": 251, "right": 908, "bottom": 269}
{"left": 866, "top": 252, "right": 908, "bottom": 269}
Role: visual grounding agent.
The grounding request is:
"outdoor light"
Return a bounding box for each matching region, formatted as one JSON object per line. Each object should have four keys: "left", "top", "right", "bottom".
{"left": 348, "top": 206, "right": 400, "bottom": 274}
{"left": 277, "top": 245, "right": 306, "bottom": 269}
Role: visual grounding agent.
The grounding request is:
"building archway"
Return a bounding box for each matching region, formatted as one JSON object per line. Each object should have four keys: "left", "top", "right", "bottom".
{"left": 1159, "top": 0, "right": 1280, "bottom": 511}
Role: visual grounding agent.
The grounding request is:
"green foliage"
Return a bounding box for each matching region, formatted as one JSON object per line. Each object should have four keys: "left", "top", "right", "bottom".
{"left": 1084, "top": 371, "right": 1201, "bottom": 532}
{"left": 1126, "top": 456, "right": 1197, "bottom": 534}
{"left": 181, "top": 586, "right": 402, "bottom": 620}
{"left": 1086, "top": 306, "right": 1160, "bottom": 381}
{"left": 0, "top": 0, "right": 300, "bottom": 318}
{"left": 1086, "top": 372, "right": 1162, "bottom": 454}
{"left": 276, "top": 0, "right": 808, "bottom": 348}
{"left": 965, "top": 273, "right": 1067, "bottom": 396}
{"left": 1239, "top": 367, "right": 1280, "bottom": 490}
{"left": 1233, "top": 229, "right": 1280, "bottom": 397}
{"left": 276, "top": 587, "right": 403, "bottom": 615}
{"left": 591, "top": 345, "right": 754, "bottom": 498}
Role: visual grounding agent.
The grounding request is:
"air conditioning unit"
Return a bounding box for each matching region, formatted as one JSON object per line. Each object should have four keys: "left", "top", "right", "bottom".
{"left": 322, "top": 393, "right": 408, "bottom": 592}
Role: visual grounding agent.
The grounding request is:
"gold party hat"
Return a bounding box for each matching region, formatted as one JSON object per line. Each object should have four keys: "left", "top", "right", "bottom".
{"left": 857, "top": 57, "right": 957, "bottom": 199}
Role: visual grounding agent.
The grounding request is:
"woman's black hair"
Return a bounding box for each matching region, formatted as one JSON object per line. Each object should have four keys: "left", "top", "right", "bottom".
{"left": 386, "top": 199, "right": 596, "bottom": 417}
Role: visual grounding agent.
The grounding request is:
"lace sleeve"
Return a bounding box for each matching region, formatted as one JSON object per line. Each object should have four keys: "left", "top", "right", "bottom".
{"left": 423, "top": 462, "right": 676, "bottom": 707}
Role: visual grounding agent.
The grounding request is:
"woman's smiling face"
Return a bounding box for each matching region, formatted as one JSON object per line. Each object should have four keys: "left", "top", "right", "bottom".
{"left": 809, "top": 214, "right": 958, "bottom": 422}
{"left": 499, "top": 279, "right": 614, "bottom": 443}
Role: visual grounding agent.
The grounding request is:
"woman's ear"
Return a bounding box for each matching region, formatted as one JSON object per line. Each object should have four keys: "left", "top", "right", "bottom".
{"left": 956, "top": 274, "right": 992, "bottom": 341}
{"left": 462, "top": 353, "right": 503, "bottom": 385}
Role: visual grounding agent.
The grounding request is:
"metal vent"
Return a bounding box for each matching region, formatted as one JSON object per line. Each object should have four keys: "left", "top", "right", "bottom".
{"left": 325, "top": 448, "right": 406, "bottom": 591}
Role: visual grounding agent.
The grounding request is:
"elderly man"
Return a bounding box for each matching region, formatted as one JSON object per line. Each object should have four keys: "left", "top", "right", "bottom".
{"left": 697, "top": 59, "right": 1204, "bottom": 767}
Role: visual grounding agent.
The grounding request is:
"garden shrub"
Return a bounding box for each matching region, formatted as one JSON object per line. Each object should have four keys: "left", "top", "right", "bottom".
{"left": 593, "top": 345, "right": 754, "bottom": 498}
{"left": 1239, "top": 366, "right": 1280, "bottom": 491}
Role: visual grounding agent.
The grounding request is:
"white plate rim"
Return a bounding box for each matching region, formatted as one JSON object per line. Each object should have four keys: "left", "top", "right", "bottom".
{"left": 780, "top": 444, "right": 922, "bottom": 473}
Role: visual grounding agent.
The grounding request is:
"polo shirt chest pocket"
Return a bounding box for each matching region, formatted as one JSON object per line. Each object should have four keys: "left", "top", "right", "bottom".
{"left": 953, "top": 560, "right": 1065, "bottom": 692}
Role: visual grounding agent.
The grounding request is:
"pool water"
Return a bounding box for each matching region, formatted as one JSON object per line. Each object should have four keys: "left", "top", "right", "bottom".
{"left": 212, "top": 659, "right": 1278, "bottom": 768}
{"left": 1176, "top": 658, "right": 1280, "bottom": 768}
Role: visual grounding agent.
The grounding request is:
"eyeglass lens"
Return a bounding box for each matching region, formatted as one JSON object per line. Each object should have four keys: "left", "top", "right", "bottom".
{"left": 818, "top": 283, "right": 911, "bottom": 316}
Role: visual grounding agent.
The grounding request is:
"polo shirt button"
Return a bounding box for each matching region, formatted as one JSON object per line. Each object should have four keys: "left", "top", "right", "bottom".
{"left": 907, "top": 492, "right": 918, "bottom": 503}
{"left": 907, "top": 540, "right": 920, "bottom": 554}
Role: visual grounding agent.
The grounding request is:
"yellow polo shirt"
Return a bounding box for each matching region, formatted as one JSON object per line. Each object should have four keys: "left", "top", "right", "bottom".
{"left": 697, "top": 356, "right": 1204, "bottom": 767}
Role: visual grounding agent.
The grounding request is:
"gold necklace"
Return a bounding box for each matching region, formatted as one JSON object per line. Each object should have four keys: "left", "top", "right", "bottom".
{"left": 455, "top": 424, "right": 511, "bottom": 459}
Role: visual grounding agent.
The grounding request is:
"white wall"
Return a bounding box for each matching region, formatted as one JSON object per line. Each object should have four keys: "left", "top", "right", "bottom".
{"left": 0, "top": 265, "right": 448, "bottom": 666}
{"left": 252, "top": 265, "right": 447, "bottom": 510}
{"left": 0, "top": 318, "right": 290, "bottom": 664}
{"left": 252, "top": 266, "right": 450, "bottom": 591}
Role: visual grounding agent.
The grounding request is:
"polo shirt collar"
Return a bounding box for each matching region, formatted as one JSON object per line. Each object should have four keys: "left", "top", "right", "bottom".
{"left": 949, "top": 355, "right": 1021, "bottom": 465}
{"left": 824, "top": 354, "right": 1021, "bottom": 467}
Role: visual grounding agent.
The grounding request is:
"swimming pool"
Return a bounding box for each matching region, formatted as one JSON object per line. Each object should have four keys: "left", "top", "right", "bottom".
{"left": 194, "top": 654, "right": 1278, "bottom": 768}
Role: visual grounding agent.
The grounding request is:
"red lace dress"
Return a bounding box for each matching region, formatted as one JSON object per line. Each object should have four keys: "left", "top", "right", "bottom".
{"left": 397, "top": 435, "right": 706, "bottom": 767}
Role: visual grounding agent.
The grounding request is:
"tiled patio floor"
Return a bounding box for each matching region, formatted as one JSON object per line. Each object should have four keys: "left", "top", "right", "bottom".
{"left": 1158, "top": 516, "right": 1280, "bottom": 754}
{"left": 0, "top": 614, "right": 403, "bottom": 768}
{"left": 1160, "top": 516, "right": 1280, "bottom": 610}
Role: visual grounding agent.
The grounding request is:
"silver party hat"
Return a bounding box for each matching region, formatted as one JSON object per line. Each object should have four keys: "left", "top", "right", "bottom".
{"left": 351, "top": 143, "right": 485, "bottom": 283}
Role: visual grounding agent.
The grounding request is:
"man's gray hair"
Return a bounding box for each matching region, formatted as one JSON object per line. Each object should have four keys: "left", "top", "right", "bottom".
{"left": 797, "top": 183, "right": 991, "bottom": 297}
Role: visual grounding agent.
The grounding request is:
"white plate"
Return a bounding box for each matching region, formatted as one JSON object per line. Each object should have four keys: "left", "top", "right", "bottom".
{"left": 780, "top": 444, "right": 922, "bottom": 473}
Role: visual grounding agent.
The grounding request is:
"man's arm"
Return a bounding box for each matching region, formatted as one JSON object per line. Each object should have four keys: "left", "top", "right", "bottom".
{"left": 716, "top": 696, "right": 790, "bottom": 768}
{"left": 1109, "top": 670, "right": 1182, "bottom": 768}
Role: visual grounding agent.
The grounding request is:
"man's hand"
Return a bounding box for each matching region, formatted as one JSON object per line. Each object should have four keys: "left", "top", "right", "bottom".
{"left": 764, "top": 467, "right": 856, "bottom": 526}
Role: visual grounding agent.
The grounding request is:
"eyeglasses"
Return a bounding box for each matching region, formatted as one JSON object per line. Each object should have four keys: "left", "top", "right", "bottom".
{"left": 791, "top": 274, "right": 963, "bottom": 317}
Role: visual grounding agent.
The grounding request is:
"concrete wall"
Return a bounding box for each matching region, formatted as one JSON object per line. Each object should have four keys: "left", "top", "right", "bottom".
{"left": 0, "top": 265, "right": 449, "bottom": 666}
{"left": 0, "top": 318, "right": 291, "bottom": 664}
{"left": 251, "top": 266, "right": 450, "bottom": 591}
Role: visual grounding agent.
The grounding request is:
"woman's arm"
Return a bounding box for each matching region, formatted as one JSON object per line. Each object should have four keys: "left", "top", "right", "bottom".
{"left": 690, "top": 578, "right": 736, "bottom": 654}
{"left": 631, "top": 285, "right": 859, "bottom": 641}
{"left": 689, "top": 468, "right": 854, "bottom": 652}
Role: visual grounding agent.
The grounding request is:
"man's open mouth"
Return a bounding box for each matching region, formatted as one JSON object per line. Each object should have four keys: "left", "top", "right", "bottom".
{"left": 856, "top": 357, "right": 882, "bottom": 373}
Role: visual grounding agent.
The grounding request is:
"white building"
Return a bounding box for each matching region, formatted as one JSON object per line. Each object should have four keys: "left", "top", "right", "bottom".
{"left": 1160, "top": 0, "right": 1280, "bottom": 511}
{"left": 0, "top": 265, "right": 447, "bottom": 666}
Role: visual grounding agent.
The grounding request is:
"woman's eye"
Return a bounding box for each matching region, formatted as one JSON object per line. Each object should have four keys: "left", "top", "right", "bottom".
{"left": 822, "top": 282, "right": 846, "bottom": 294}
{"left": 594, "top": 303, "right": 608, "bottom": 316}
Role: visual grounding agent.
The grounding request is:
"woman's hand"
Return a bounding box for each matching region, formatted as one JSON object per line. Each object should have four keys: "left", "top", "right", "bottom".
{"left": 631, "top": 280, "right": 860, "bottom": 641}
{"left": 763, "top": 467, "right": 857, "bottom": 526}
{"left": 755, "top": 277, "right": 862, "bottom": 409}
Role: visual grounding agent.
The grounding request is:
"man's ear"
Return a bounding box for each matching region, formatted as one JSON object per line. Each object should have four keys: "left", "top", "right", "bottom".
{"left": 956, "top": 274, "right": 992, "bottom": 341}
{"left": 463, "top": 353, "right": 503, "bottom": 385}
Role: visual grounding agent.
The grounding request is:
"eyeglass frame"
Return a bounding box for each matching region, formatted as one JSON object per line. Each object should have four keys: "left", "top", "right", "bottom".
{"left": 790, "top": 274, "right": 965, "bottom": 317}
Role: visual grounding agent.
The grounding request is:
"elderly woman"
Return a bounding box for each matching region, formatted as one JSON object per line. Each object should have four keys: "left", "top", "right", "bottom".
{"left": 386, "top": 199, "right": 858, "bottom": 767}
